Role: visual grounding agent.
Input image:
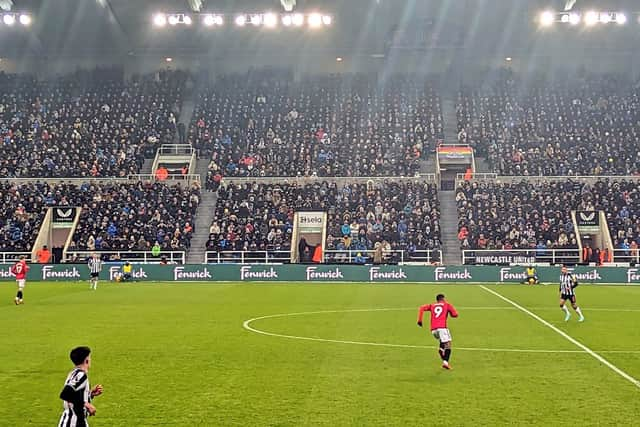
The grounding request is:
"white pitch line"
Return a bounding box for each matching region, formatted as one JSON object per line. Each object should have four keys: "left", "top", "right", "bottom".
{"left": 242, "top": 309, "right": 640, "bottom": 355}
{"left": 479, "top": 285, "right": 640, "bottom": 389}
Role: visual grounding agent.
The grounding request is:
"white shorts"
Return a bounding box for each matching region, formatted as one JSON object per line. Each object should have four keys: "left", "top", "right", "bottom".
{"left": 431, "top": 328, "right": 452, "bottom": 343}
{"left": 17, "top": 279, "right": 25, "bottom": 289}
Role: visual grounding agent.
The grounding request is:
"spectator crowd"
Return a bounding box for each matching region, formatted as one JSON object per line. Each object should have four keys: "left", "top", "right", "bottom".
{"left": 0, "top": 68, "right": 188, "bottom": 178}
{"left": 191, "top": 71, "right": 443, "bottom": 188}
{"left": 0, "top": 180, "right": 200, "bottom": 254}
{"left": 206, "top": 180, "right": 441, "bottom": 262}
{"left": 457, "top": 70, "right": 640, "bottom": 176}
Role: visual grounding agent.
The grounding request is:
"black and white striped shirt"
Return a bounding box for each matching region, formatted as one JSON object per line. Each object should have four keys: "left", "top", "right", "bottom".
{"left": 58, "top": 368, "right": 91, "bottom": 426}
{"left": 559, "top": 273, "right": 577, "bottom": 295}
{"left": 88, "top": 258, "right": 102, "bottom": 274}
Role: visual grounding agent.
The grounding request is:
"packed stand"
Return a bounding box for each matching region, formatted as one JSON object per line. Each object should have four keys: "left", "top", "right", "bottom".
{"left": 457, "top": 70, "right": 640, "bottom": 176}
{"left": 0, "top": 181, "right": 199, "bottom": 258}
{"left": 0, "top": 68, "right": 188, "bottom": 178}
{"left": 192, "top": 71, "right": 443, "bottom": 188}
{"left": 594, "top": 179, "right": 640, "bottom": 260}
{"left": 456, "top": 180, "right": 582, "bottom": 263}
{"left": 69, "top": 181, "right": 200, "bottom": 254}
{"left": 206, "top": 180, "right": 441, "bottom": 263}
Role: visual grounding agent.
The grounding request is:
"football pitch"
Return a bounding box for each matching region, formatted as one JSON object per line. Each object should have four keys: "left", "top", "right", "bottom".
{"left": 1, "top": 282, "right": 640, "bottom": 426}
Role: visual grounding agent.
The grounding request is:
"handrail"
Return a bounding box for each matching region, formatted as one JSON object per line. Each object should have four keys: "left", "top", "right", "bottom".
{"left": 158, "top": 144, "right": 195, "bottom": 156}
{"left": 205, "top": 250, "right": 291, "bottom": 264}
{"left": 612, "top": 249, "right": 640, "bottom": 264}
{"left": 220, "top": 174, "right": 438, "bottom": 185}
{"left": 0, "top": 252, "right": 32, "bottom": 264}
{"left": 66, "top": 250, "right": 185, "bottom": 264}
{"left": 461, "top": 249, "right": 580, "bottom": 265}
{"left": 204, "top": 249, "right": 442, "bottom": 265}
{"left": 0, "top": 175, "right": 200, "bottom": 185}
{"left": 455, "top": 173, "right": 640, "bottom": 188}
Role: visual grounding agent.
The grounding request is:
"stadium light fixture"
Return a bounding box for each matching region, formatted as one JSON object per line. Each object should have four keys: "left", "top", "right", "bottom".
{"left": 168, "top": 15, "right": 179, "bottom": 25}
{"left": 584, "top": 11, "right": 598, "bottom": 26}
{"left": 560, "top": 13, "right": 570, "bottom": 23}
{"left": 292, "top": 13, "right": 304, "bottom": 26}
{"left": 153, "top": 13, "right": 167, "bottom": 27}
{"left": 18, "top": 14, "right": 31, "bottom": 26}
{"left": 569, "top": 13, "right": 580, "bottom": 25}
{"left": 250, "top": 14, "right": 262, "bottom": 26}
{"left": 308, "top": 13, "right": 322, "bottom": 28}
{"left": 282, "top": 14, "right": 292, "bottom": 26}
{"left": 505, "top": 57, "right": 512, "bottom": 62}
{"left": 540, "top": 10, "right": 554, "bottom": 26}
{"left": 264, "top": 13, "right": 278, "bottom": 28}
{"left": 616, "top": 13, "right": 627, "bottom": 25}
{"left": 183, "top": 15, "right": 192, "bottom": 25}
{"left": 214, "top": 15, "right": 223, "bottom": 26}
{"left": 600, "top": 13, "right": 612, "bottom": 24}
{"left": 235, "top": 15, "right": 246, "bottom": 26}
{"left": 203, "top": 14, "right": 215, "bottom": 26}
{"left": 322, "top": 15, "right": 332, "bottom": 25}
{"left": 336, "top": 57, "right": 343, "bottom": 62}
{"left": 3, "top": 14, "right": 15, "bottom": 25}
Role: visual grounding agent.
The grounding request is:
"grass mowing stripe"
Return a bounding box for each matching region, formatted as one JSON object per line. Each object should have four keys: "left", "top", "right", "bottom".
{"left": 480, "top": 285, "right": 640, "bottom": 389}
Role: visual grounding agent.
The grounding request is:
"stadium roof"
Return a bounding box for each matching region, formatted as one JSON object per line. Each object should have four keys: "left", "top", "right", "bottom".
{"left": 1, "top": 0, "right": 639, "bottom": 59}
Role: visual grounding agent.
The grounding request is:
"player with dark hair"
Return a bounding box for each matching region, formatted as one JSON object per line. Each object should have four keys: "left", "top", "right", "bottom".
{"left": 417, "top": 294, "right": 459, "bottom": 370}
{"left": 58, "top": 346, "right": 103, "bottom": 427}
{"left": 559, "top": 265, "right": 585, "bottom": 322}
{"left": 10, "top": 255, "right": 29, "bottom": 305}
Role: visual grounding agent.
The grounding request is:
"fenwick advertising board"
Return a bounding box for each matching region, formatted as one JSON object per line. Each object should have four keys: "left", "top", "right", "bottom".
{"left": 2, "top": 264, "right": 640, "bottom": 284}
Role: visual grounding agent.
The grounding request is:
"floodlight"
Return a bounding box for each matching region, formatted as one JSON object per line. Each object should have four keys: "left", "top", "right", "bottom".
{"left": 3, "top": 14, "right": 15, "bottom": 25}
{"left": 292, "top": 13, "right": 304, "bottom": 26}
{"left": 19, "top": 14, "right": 31, "bottom": 26}
{"left": 540, "top": 11, "right": 554, "bottom": 26}
{"left": 308, "top": 13, "right": 322, "bottom": 28}
{"left": 322, "top": 15, "right": 332, "bottom": 25}
{"left": 250, "top": 14, "right": 262, "bottom": 26}
{"left": 560, "top": 14, "right": 570, "bottom": 23}
{"left": 616, "top": 13, "right": 627, "bottom": 25}
{"left": 569, "top": 13, "right": 580, "bottom": 25}
{"left": 235, "top": 15, "right": 246, "bottom": 26}
{"left": 214, "top": 15, "right": 223, "bottom": 26}
{"left": 282, "top": 15, "right": 292, "bottom": 26}
{"left": 584, "top": 11, "right": 598, "bottom": 26}
{"left": 183, "top": 15, "right": 192, "bottom": 25}
{"left": 153, "top": 13, "right": 167, "bottom": 27}
{"left": 600, "top": 13, "right": 611, "bottom": 24}
{"left": 168, "top": 15, "right": 179, "bottom": 25}
{"left": 204, "top": 14, "right": 215, "bottom": 26}
{"left": 264, "top": 13, "right": 277, "bottom": 27}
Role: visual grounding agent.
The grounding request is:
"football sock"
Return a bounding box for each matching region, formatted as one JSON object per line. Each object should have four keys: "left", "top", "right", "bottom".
{"left": 444, "top": 349, "right": 451, "bottom": 362}
{"left": 575, "top": 307, "right": 584, "bottom": 318}
{"left": 16, "top": 290, "right": 23, "bottom": 299}
{"left": 438, "top": 342, "right": 445, "bottom": 359}
{"left": 561, "top": 305, "right": 569, "bottom": 314}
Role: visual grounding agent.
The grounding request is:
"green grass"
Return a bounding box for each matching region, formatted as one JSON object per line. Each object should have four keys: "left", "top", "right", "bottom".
{"left": 1, "top": 282, "right": 640, "bottom": 426}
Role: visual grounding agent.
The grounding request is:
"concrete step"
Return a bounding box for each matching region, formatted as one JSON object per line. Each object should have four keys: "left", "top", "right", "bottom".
{"left": 141, "top": 158, "right": 155, "bottom": 175}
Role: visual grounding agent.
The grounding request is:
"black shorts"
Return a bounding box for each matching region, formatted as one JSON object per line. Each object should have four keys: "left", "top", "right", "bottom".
{"left": 561, "top": 294, "right": 576, "bottom": 303}
{"left": 90, "top": 272, "right": 99, "bottom": 278}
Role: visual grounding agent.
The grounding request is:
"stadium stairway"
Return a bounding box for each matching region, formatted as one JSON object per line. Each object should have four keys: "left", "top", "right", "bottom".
{"left": 441, "top": 98, "right": 458, "bottom": 144}
{"left": 186, "top": 159, "right": 218, "bottom": 264}
{"left": 439, "top": 190, "right": 462, "bottom": 265}
{"left": 141, "top": 158, "right": 154, "bottom": 175}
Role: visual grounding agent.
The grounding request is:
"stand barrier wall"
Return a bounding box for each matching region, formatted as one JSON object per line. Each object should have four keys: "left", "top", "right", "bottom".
{"left": 3, "top": 264, "right": 640, "bottom": 284}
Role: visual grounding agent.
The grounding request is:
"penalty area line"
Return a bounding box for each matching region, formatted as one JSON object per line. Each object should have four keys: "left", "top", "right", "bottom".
{"left": 479, "top": 285, "right": 640, "bottom": 389}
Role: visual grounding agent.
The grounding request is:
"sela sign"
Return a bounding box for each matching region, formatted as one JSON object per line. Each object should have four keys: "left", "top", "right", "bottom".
{"left": 240, "top": 265, "right": 278, "bottom": 281}
{"left": 305, "top": 266, "right": 344, "bottom": 281}
{"left": 297, "top": 212, "right": 325, "bottom": 232}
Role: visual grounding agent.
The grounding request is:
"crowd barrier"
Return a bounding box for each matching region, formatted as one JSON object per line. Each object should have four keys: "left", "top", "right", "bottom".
{"left": 2, "top": 264, "right": 640, "bottom": 284}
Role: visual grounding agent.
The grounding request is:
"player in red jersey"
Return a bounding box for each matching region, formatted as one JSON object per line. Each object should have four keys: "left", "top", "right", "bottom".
{"left": 10, "top": 256, "right": 30, "bottom": 305}
{"left": 417, "top": 294, "right": 458, "bottom": 369}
